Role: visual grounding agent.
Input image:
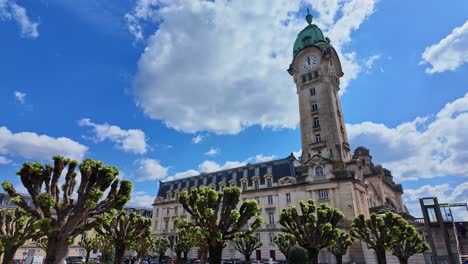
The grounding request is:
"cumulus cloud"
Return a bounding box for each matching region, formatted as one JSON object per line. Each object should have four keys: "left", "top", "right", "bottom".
{"left": 128, "top": 0, "right": 377, "bottom": 134}
{"left": 14, "top": 91, "right": 26, "bottom": 104}
{"left": 364, "top": 54, "right": 381, "bottom": 71}
{"left": 79, "top": 118, "right": 148, "bottom": 154}
{"left": 0, "top": 155, "right": 12, "bottom": 164}
{"left": 403, "top": 182, "right": 468, "bottom": 220}
{"left": 198, "top": 160, "right": 246, "bottom": 173}
{"left": 205, "top": 147, "right": 220, "bottom": 156}
{"left": 421, "top": 20, "right": 468, "bottom": 74}
{"left": 251, "top": 154, "right": 276, "bottom": 163}
{"left": 0, "top": 126, "right": 87, "bottom": 161}
{"left": 163, "top": 169, "right": 199, "bottom": 182}
{"left": 0, "top": 0, "right": 39, "bottom": 38}
{"left": 128, "top": 191, "right": 154, "bottom": 207}
{"left": 133, "top": 159, "right": 168, "bottom": 182}
{"left": 192, "top": 134, "right": 204, "bottom": 144}
{"left": 347, "top": 93, "right": 468, "bottom": 181}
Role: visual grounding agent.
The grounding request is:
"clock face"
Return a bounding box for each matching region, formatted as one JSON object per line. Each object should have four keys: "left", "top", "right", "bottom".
{"left": 301, "top": 55, "right": 318, "bottom": 70}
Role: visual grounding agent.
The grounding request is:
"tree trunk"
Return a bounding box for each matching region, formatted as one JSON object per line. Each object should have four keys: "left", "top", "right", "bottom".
{"left": 208, "top": 243, "right": 223, "bottom": 264}
{"left": 308, "top": 250, "right": 319, "bottom": 264}
{"left": 176, "top": 251, "right": 182, "bottom": 264}
{"left": 335, "top": 254, "right": 343, "bottom": 264}
{"left": 44, "top": 236, "right": 70, "bottom": 264}
{"left": 2, "top": 245, "right": 19, "bottom": 264}
{"left": 375, "top": 249, "right": 387, "bottom": 264}
{"left": 199, "top": 247, "right": 208, "bottom": 264}
{"left": 244, "top": 253, "right": 251, "bottom": 264}
{"left": 183, "top": 251, "right": 189, "bottom": 264}
{"left": 114, "top": 244, "right": 126, "bottom": 264}
{"left": 85, "top": 250, "right": 91, "bottom": 263}
{"left": 398, "top": 257, "right": 408, "bottom": 264}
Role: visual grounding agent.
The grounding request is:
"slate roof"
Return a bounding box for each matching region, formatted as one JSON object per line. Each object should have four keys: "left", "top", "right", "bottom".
{"left": 156, "top": 154, "right": 299, "bottom": 197}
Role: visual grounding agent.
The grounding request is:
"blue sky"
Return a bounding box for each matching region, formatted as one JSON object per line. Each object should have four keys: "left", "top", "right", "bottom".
{"left": 0, "top": 0, "right": 467, "bottom": 218}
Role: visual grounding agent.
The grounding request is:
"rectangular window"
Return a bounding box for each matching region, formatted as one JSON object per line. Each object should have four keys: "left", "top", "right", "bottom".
{"left": 310, "top": 88, "right": 316, "bottom": 96}
{"left": 203, "top": 177, "right": 207, "bottom": 185}
{"left": 313, "top": 117, "right": 320, "bottom": 128}
{"left": 315, "top": 134, "right": 321, "bottom": 143}
{"left": 268, "top": 212, "right": 275, "bottom": 225}
{"left": 255, "top": 167, "right": 260, "bottom": 175}
{"left": 242, "top": 182, "right": 247, "bottom": 192}
{"left": 269, "top": 233, "right": 275, "bottom": 243}
{"left": 302, "top": 74, "right": 307, "bottom": 83}
{"left": 167, "top": 208, "right": 170, "bottom": 215}
{"left": 233, "top": 171, "right": 237, "bottom": 179}
{"left": 314, "top": 71, "right": 319, "bottom": 78}
{"left": 177, "top": 182, "right": 181, "bottom": 189}
{"left": 165, "top": 220, "right": 169, "bottom": 230}
{"left": 267, "top": 166, "right": 272, "bottom": 174}
{"left": 154, "top": 221, "right": 158, "bottom": 229}
{"left": 156, "top": 208, "right": 159, "bottom": 217}
{"left": 254, "top": 180, "right": 260, "bottom": 190}
{"left": 243, "top": 169, "right": 248, "bottom": 178}
{"left": 318, "top": 189, "right": 329, "bottom": 200}
{"left": 255, "top": 233, "right": 261, "bottom": 240}
{"left": 307, "top": 73, "right": 312, "bottom": 81}
{"left": 267, "top": 179, "right": 272, "bottom": 188}
{"left": 174, "top": 207, "right": 178, "bottom": 215}
{"left": 268, "top": 195, "right": 273, "bottom": 204}
{"left": 286, "top": 193, "right": 291, "bottom": 203}
{"left": 311, "top": 103, "right": 318, "bottom": 112}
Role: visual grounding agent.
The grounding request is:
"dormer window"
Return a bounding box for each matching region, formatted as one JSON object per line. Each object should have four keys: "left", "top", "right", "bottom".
{"left": 302, "top": 37, "right": 311, "bottom": 46}
{"left": 254, "top": 167, "right": 260, "bottom": 176}
{"left": 315, "top": 166, "right": 324, "bottom": 177}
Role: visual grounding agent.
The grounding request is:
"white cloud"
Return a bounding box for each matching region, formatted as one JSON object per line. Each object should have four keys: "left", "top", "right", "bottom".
{"left": 403, "top": 182, "right": 468, "bottom": 220}
{"left": 0, "top": 0, "right": 39, "bottom": 38}
{"left": 128, "top": 191, "right": 154, "bottom": 207}
{"left": 0, "top": 126, "right": 88, "bottom": 161}
{"left": 79, "top": 118, "right": 148, "bottom": 154}
{"left": 347, "top": 93, "right": 468, "bottom": 181}
{"left": 198, "top": 160, "right": 247, "bottom": 173}
{"left": 205, "top": 147, "right": 220, "bottom": 156}
{"left": 14, "top": 91, "right": 26, "bottom": 104}
{"left": 251, "top": 154, "right": 276, "bottom": 163}
{"left": 192, "top": 134, "right": 204, "bottom": 144}
{"left": 163, "top": 169, "right": 199, "bottom": 182}
{"left": 421, "top": 20, "right": 468, "bottom": 74}
{"left": 0, "top": 155, "right": 11, "bottom": 164}
{"left": 128, "top": 0, "right": 377, "bottom": 134}
{"left": 133, "top": 158, "right": 168, "bottom": 182}
{"left": 364, "top": 54, "right": 381, "bottom": 70}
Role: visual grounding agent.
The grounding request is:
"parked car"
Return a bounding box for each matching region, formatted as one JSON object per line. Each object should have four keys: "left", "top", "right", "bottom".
{"left": 66, "top": 256, "right": 84, "bottom": 264}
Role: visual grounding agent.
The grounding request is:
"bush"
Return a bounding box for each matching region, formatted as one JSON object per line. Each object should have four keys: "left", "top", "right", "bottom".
{"left": 287, "top": 245, "right": 308, "bottom": 264}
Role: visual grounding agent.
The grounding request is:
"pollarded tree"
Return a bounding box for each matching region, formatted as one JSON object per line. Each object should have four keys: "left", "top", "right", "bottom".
{"left": 388, "top": 216, "right": 429, "bottom": 264}
{"left": 176, "top": 219, "right": 209, "bottom": 264}
{"left": 279, "top": 200, "right": 344, "bottom": 264}
{"left": 174, "top": 227, "right": 196, "bottom": 264}
{"left": 96, "top": 235, "right": 114, "bottom": 264}
{"left": 274, "top": 234, "right": 296, "bottom": 259}
{"left": 328, "top": 230, "right": 354, "bottom": 264}
{"left": 0, "top": 208, "right": 41, "bottom": 264}
{"left": 1, "top": 156, "right": 132, "bottom": 264}
{"left": 79, "top": 236, "right": 99, "bottom": 263}
{"left": 350, "top": 212, "right": 399, "bottom": 264}
{"left": 179, "top": 186, "right": 263, "bottom": 264}
{"left": 94, "top": 210, "right": 152, "bottom": 264}
{"left": 132, "top": 236, "right": 157, "bottom": 264}
{"left": 234, "top": 234, "right": 262, "bottom": 263}
{"left": 155, "top": 237, "right": 170, "bottom": 264}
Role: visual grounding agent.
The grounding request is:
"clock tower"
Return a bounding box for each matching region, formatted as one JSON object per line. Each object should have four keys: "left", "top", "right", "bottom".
{"left": 288, "top": 10, "right": 351, "bottom": 165}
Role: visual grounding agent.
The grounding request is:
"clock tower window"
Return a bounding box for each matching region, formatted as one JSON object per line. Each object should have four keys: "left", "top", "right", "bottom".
{"left": 311, "top": 103, "right": 318, "bottom": 112}
{"left": 315, "top": 134, "right": 321, "bottom": 143}
{"left": 313, "top": 117, "right": 320, "bottom": 128}
{"left": 310, "top": 88, "right": 316, "bottom": 96}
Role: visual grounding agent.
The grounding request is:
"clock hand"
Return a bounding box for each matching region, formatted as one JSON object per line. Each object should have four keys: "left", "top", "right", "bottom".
{"left": 307, "top": 57, "right": 310, "bottom": 65}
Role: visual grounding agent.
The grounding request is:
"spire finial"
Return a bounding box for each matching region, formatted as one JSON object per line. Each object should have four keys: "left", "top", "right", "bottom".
{"left": 306, "top": 8, "right": 313, "bottom": 25}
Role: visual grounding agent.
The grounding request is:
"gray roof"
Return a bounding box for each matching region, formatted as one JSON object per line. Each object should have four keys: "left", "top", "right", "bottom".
{"left": 156, "top": 154, "right": 299, "bottom": 197}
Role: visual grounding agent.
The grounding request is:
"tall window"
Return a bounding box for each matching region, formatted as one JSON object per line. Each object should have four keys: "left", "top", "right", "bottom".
{"left": 166, "top": 208, "right": 170, "bottom": 215}
{"left": 243, "top": 169, "right": 248, "bottom": 178}
{"left": 156, "top": 208, "right": 159, "bottom": 217}
{"left": 154, "top": 221, "right": 158, "bottom": 230}
{"left": 254, "top": 180, "right": 260, "bottom": 190}
{"left": 269, "top": 233, "right": 275, "bottom": 243}
{"left": 268, "top": 212, "right": 275, "bottom": 225}
{"left": 302, "top": 74, "right": 307, "bottom": 83}
{"left": 318, "top": 189, "right": 329, "bottom": 200}
{"left": 315, "top": 134, "right": 321, "bottom": 143}
{"left": 255, "top": 167, "right": 260, "bottom": 176}
{"left": 167, "top": 192, "right": 171, "bottom": 200}
{"left": 311, "top": 103, "right": 318, "bottom": 112}
{"left": 165, "top": 220, "right": 169, "bottom": 230}
{"left": 174, "top": 206, "right": 178, "bottom": 215}
{"left": 267, "top": 179, "right": 272, "bottom": 188}
{"left": 313, "top": 117, "right": 320, "bottom": 128}
{"left": 310, "top": 88, "right": 316, "bottom": 96}
{"left": 286, "top": 193, "right": 291, "bottom": 203}
{"left": 242, "top": 182, "right": 247, "bottom": 192}
{"left": 268, "top": 195, "right": 273, "bottom": 204}
{"left": 315, "top": 166, "right": 324, "bottom": 177}
{"left": 267, "top": 166, "right": 272, "bottom": 174}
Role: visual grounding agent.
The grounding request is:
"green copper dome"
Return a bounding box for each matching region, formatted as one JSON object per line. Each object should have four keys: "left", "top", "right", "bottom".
{"left": 293, "top": 10, "right": 326, "bottom": 55}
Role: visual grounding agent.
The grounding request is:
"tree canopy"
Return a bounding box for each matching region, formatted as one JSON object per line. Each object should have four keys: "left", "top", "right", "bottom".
{"left": 234, "top": 234, "right": 262, "bottom": 263}
{"left": 279, "top": 200, "right": 344, "bottom": 264}
{"left": 328, "top": 230, "right": 354, "bottom": 264}
{"left": 274, "top": 234, "right": 296, "bottom": 259}
{"left": 2, "top": 156, "right": 132, "bottom": 264}
{"left": 179, "top": 186, "right": 263, "bottom": 264}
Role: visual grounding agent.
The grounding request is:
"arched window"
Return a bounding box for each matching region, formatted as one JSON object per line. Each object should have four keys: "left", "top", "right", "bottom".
{"left": 315, "top": 166, "right": 324, "bottom": 177}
